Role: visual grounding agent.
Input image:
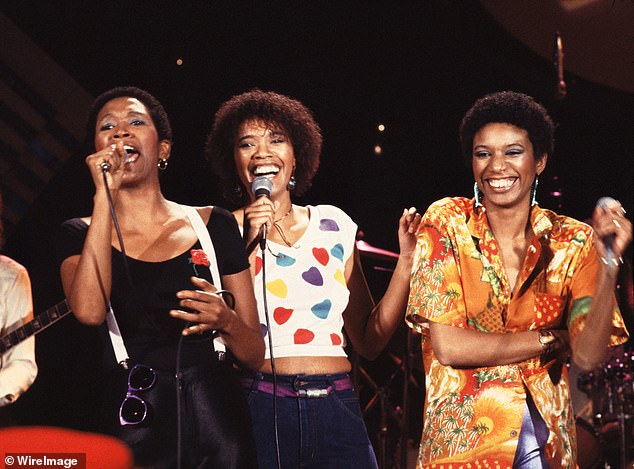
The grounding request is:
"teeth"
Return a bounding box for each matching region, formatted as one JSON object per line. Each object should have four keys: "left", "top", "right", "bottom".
{"left": 253, "top": 165, "right": 279, "bottom": 176}
{"left": 488, "top": 178, "right": 516, "bottom": 188}
{"left": 123, "top": 145, "right": 138, "bottom": 163}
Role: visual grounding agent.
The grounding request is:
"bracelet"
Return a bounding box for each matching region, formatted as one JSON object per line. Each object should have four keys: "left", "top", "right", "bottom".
{"left": 538, "top": 330, "right": 559, "bottom": 358}
{"left": 600, "top": 256, "right": 624, "bottom": 267}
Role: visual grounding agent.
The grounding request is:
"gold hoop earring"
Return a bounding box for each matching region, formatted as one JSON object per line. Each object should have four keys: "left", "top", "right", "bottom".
{"left": 158, "top": 158, "right": 169, "bottom": 171}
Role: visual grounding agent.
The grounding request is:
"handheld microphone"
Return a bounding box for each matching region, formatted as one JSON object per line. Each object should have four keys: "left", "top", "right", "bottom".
{"left": 100, "top": 161, "right": 112, "bottom": 172}
{"left": 251, "top": 176, "right": 273, "bottom": 249}
{"left": 596, "top": 196, "right": 618, "bottom": 265}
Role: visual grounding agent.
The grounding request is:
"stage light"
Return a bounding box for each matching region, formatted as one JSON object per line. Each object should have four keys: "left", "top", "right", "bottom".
{"left": 176, "top": 58, "right": 183, "bottom": 66}
{"left": 378, "top": 124, "right": 385, "bottom": 132}
{"left": 373, "top": 145, "right": 382, "bottom": 156}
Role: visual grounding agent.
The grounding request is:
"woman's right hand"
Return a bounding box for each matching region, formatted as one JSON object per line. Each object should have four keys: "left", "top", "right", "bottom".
{"left": 85, "top": 142, "right": 127, "bottom": 191}
{"left": 243, "top": 196, "right": 278, "bottom": 248}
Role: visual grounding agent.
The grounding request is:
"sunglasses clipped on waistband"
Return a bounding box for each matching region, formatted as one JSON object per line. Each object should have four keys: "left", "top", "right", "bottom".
{"left": 119, "top": 364, "right": 156, "bottom": 426}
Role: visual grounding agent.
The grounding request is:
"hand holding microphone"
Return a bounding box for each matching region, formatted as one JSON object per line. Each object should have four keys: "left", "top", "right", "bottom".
{"left": 594, "top": 197, "right": 632, "bottom": 269}
{"left": 87, "top": 143, "right": 125, "bottom": 177}
{"left": 251, "top": 176, "right": 274, "bottom": 250}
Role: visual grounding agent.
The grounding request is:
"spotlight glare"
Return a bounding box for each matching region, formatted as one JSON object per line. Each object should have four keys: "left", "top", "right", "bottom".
{"left": 176, "top": 58, "right": 183, "bottom": 66}
{"left": 374, "top": 145, "right": 382, "bottom": 155}
{"left": 378, "top": 124, "right": 385, "bottom": 132}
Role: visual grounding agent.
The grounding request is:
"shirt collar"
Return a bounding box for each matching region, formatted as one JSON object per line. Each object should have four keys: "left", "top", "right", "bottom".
{"left": 466, "top": 200, "right": 553, "bottom": 241}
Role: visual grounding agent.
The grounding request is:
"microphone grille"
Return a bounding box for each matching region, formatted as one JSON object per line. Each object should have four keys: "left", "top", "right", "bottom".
{"left": 251, "top": 176, "right": 273, "bottom": 197}
{"left": 597, "top": 197, "right": 617, "bottom": 210}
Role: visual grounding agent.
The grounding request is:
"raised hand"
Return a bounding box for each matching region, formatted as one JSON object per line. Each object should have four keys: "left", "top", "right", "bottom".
{"left": 592, "top": 199, "right": 632, "bottom": 267}
{"left": 85, "top": 142, "right": 127, "bottom": 191}
{"left": 398, "top": 207, "right": 422, "bottom": 260}
{"left": 243, "top": 197, "right": 278, "bottom": 248}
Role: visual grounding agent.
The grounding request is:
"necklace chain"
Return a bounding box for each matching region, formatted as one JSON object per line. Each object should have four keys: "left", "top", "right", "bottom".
{"left": 272, "top": 206, "right": 297, "bottom": 248}
{"left": 274, "top": 207, "right": 292, "bottom": 224}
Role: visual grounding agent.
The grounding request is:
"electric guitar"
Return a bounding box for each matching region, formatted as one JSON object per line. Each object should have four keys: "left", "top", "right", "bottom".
{"left": 0, "top": 299, "right": 71, "bottom": 354}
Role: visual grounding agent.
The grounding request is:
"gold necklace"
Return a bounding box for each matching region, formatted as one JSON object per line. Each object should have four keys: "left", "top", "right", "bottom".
{"left": 272, "top": 207, "right": 298, "bottom": 248}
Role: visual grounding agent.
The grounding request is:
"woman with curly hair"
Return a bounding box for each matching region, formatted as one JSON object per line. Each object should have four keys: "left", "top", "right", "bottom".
{"left": 206, "top": 89, "right": 421, "bottom": 469}
{"left": 406, "top": 91, "right": 631, "bottom": 468}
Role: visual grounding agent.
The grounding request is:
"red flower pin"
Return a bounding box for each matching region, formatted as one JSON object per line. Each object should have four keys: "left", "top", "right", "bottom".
{"left": 190, "top": 249, "right": 210, "bottom": 266}
{"left": 189, "top": 249, "right": 210, "bottom": 276}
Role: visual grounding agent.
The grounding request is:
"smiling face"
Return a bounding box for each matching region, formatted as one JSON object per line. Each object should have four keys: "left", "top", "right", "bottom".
{"left": 233, "top": 119, "right": 296, "bottom": 200}
{"left": 94, "top": 96, "right": 170, "bottom": 183}
{"left": 472, "top": 122, "right": 546, "bottom": 210}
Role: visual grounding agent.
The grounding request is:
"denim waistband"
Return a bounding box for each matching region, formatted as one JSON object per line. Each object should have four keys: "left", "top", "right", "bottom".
{"left": 241, "top": 372, "right": 354, "bottom": 398}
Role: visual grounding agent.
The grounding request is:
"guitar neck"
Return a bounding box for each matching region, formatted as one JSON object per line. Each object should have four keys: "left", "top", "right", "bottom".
{"left": 0, "top": 299, "right": 71, "bottom": 354}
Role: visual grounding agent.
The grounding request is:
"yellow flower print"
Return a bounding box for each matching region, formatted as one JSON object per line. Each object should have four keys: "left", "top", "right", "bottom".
{"left": 470, "top": 387, "right": 519, "bottom": 444}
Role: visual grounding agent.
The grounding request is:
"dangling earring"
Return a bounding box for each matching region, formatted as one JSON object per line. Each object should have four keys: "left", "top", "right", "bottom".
{"left": 233, "top": 184, "right": 243, "bottom": 197}
{"left": 473, "top": 182, "right": 483, "bottom": 207}
{"left": 531, "top": 176, "right": 539, "bottom": 207}
{"left": 158, "top": 158, "right": 169, "bottom": 171}
{"left": 288, "top": 176, "right": 297, "bottom": 191}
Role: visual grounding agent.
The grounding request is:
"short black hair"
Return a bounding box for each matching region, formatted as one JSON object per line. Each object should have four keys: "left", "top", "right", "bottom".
{"left": 85, "top": 86, "right": 172, "bottom": 151}
{"left": 459, "top": 91, "right": 555, "bottom": 164}
{"left": 205, "top": 89, "right": 322, "bottom": 205}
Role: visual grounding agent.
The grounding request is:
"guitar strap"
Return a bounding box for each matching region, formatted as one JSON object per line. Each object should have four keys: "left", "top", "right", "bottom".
{"left": 181, "top": 205, "right": 227, "bottom": 355}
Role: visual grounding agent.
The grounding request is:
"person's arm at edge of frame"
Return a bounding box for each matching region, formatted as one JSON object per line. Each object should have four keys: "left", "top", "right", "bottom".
{"left": 0, "top": 265, "right": 37, "bottom": 406}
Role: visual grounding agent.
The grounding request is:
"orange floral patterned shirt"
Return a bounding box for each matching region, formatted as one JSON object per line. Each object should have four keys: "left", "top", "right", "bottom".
{"left": 406, "top": 197, "right": 628, "bottom": 469}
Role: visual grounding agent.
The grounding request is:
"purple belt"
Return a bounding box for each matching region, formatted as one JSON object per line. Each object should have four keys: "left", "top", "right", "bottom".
{"left": 242, "top": 374, "right": 354, "bottom": 398}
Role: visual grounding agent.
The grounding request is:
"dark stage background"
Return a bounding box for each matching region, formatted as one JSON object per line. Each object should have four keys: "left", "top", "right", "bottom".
{"left": 1, "top": 0, "right": 633, "bottom": 461}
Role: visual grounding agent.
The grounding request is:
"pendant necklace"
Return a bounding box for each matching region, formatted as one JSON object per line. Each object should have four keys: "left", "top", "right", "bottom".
{"left": 271, "top": 206, "right": 299, "bottom": 248}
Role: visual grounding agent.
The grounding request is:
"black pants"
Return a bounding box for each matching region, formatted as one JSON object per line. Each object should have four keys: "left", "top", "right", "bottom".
{"left": 105, "top": 362, "right": 258, "bottom": 469}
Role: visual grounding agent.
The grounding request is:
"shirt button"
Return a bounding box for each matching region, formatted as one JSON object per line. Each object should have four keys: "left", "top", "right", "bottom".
{"left": 510, "top": 430, "right": 518, "bottom": 437}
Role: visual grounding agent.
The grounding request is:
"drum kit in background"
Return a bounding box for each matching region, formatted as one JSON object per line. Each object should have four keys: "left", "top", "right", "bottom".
{"left": 573, "top": 346, "right": 634, "bottom": 469}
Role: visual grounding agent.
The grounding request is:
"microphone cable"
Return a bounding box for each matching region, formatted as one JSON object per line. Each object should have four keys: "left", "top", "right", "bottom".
{"left": 101, "top": 166, "right": 133, "bottom": 282}
{"left": 259, "top": 238, "right": 282, "bottom": 469}
{"left": 101, "top": 166, "right": 185, "bottom": 468}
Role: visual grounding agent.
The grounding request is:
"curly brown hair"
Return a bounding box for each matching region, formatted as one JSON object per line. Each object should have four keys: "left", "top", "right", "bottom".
{"left": 205, "top": 89, "right": 322, "bottom": 206}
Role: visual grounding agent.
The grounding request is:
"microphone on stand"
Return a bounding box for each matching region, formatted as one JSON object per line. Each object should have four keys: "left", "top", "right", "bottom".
{"left": 553, "top": 31, "right": 567, "bottom": 100}
{"left": 251, "top": 176, "right": 273, "bottom": 249}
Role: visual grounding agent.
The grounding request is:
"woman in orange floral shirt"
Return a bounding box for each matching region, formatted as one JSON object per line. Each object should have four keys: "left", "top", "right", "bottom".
{"left": 407, "top": 91, "right": 631, "bottom": 468}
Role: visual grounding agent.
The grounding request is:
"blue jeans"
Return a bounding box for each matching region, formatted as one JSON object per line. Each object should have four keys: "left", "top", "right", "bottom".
{"left": 244, "top": 372, "right": 378, "bottom": 469}
{"left": 513, "top": 394, "right": 550, "bottom": 469}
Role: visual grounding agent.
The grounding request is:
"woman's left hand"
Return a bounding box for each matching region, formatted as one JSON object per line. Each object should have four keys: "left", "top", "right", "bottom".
{"left": 170, "top": 277, "right": 235, "bottom": 335}
{"left": 592, "top": 199, "right": 632, "bottom": 265}
{"left": 398, "top": 207, "right": 422, "bottom": 260}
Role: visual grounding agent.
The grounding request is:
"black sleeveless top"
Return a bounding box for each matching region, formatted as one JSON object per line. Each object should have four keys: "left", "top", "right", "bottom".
{"left": 56, "top": 207, "right": 249, "bottom": 370}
